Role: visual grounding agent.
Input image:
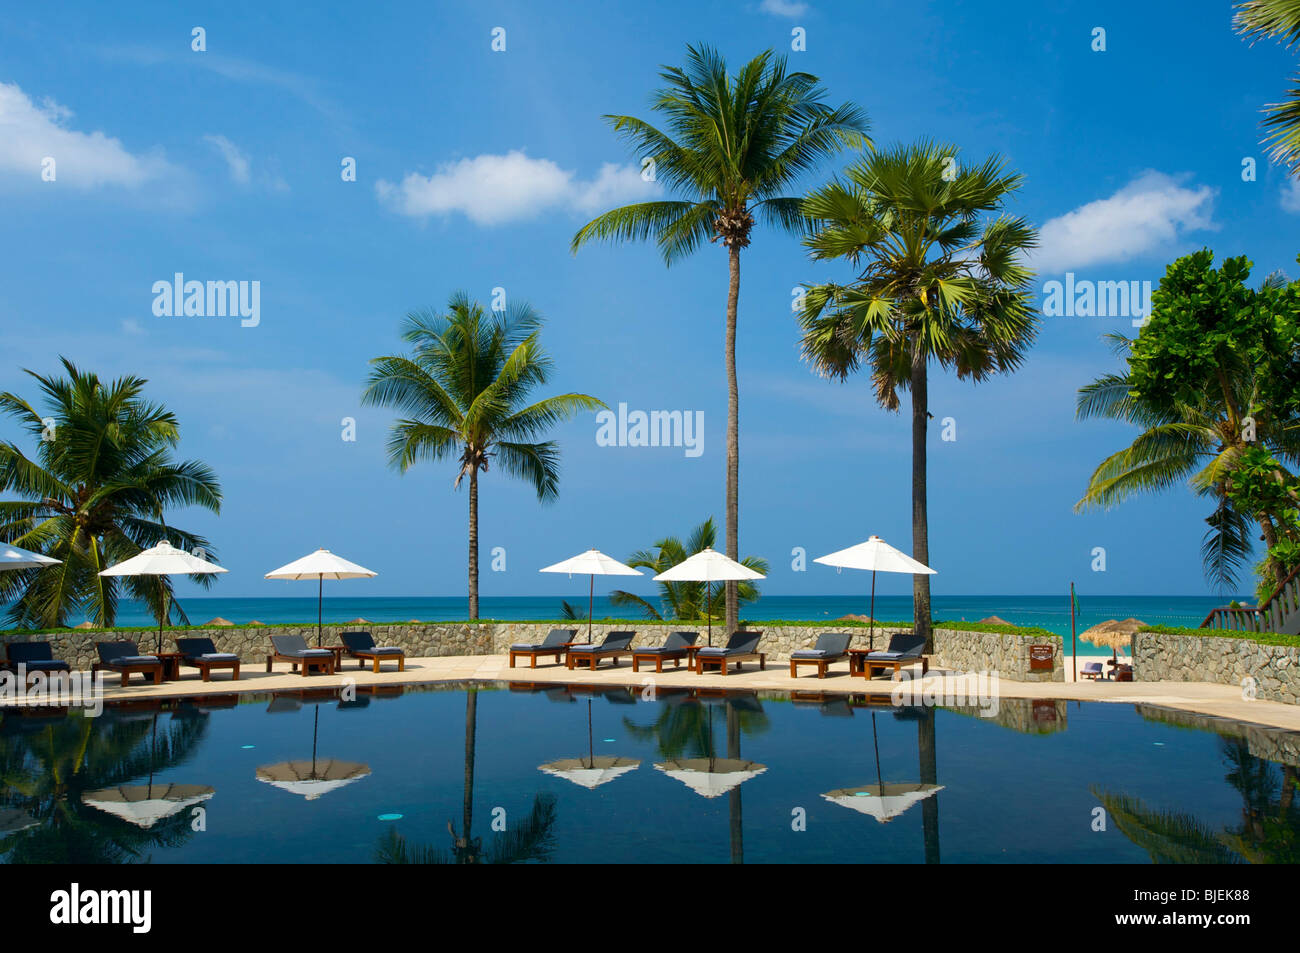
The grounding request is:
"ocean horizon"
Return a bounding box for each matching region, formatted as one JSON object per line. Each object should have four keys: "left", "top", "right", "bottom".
{"left": 38, "top": 593, "right": 1243, "bottom": 657}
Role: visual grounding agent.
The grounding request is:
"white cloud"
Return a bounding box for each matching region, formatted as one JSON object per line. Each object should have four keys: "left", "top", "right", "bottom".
{"left": 376, "top": 151, "right": 659, "bottom": 225}
{"left": 760, "top": 0, "right": 809, "bottom": 16}
{"left": 0, "top": 82, "right": 172, "bottom": 188}
{"left": 1032, "top": 171, "right": 1216, "bottom": 274}
{"left": 1282, "top": 177, "right": 1300, "bottom": 214}
{"left": 204, "top": 134, "right": 251, "bottom": 184}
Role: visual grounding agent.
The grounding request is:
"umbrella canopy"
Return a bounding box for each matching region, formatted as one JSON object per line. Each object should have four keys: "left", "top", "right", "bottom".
{"left": 821, "top": 783, "right": 944, "bottom": 823}
{"left": 256, "top": 760, "right": 371, "bottom": 800}
{"left": 99, "top": 540, "right": 228, "bottom": 652}
{"left": 81, "top": 783, "right": 215, "bottom": 828}
{"left": 0, "top": 543, "right": 61, "bottom": 570}
{"left": 653, "top": 548, "right": 766, "bottom": 644}
{"left": 654, "top": 758, "right": 767, "bottom": 798}
{"left": 1080, "top": 618, "right": 1146, "bottom": 665}
{"left": 99, "top": 540, "right": 228, "bottom": 578}
{"left": 539, "top": 549, "right": 642, "bottom": 642}
{"left": 265, "top": 549, "right": 377, "bottom": 646}
{"left": 814, "top": 536, "right": 936, "bottom": 649}
{"left": 538, "top": 756, "right": 641, "bottom": 789}
{"left": 978, "top": 615, "right": 1015, "bottom": 626}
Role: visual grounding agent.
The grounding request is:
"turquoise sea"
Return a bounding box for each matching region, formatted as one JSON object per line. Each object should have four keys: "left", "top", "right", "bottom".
{"left": 82, "top": 593, "right": 1241, "bottom": 657}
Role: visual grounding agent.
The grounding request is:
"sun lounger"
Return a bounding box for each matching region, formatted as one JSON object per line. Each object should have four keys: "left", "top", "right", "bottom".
{"left": 4, "top": 641, "right": 71, "bottom": 677}
{"left": 92, "top": 641, "right": 164, "bottom": 687}
{"left": 695, "top": 631, "right": 765, "bottom": 676}
{"left": 631, "top": 631, "right": 699, "bottom": 672}
{"left": 339, "top": 630, "right": 406, "bottom": 672}
{"left": 509, "top": 628, "right": 578, "bottom": 668}
{"left": 858, "top": 633, "right": 928, "bottom": 679}
{"left": 174, "top": 637, "right": 241, "bottom": 682}
{"left": 789, "top": 632, "right": 853, "bottom": 679}
{"left": 565, "top": 631, "right": 635, "bottom": 670}
{"left": 266, "top": 634, "right": 336, "bottom": 677}
{"left": 1114, "top": 663, "right": 1133, "bottom": 682}
{"left": 1080, "top": 661, "right": 1104, "bottom": 680}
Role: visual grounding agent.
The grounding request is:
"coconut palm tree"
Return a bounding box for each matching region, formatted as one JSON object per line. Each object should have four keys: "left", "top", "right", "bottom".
{"left": 1235, "top": 0, "right": 1300, "bottom": 173}
{"left": 363, "top": 293, "right": 604, "bottom": 619}
{"left": 1075, "top": 333, "right": 1300, "bottom": 591}
{"left": 0, "top": 358, "right": 222, "bottom": 629}
{"left": 572, "top": 44, "right": 869, "bottom": 634}
{"left": 798, "top": 142, "right": 1038, "bottom": 647}
{"left": 608, "top": 516, "right": 767, "bottom": 621}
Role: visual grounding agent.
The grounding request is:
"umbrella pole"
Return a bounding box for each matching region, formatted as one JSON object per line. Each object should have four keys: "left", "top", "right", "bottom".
{"left": 158, "top": 581, "right": 167, "bottom": 655}
{"left": 1070, "top": 581, "right": 1077, "bottom": 683}
{"left": 869, "top": 570, "right": 877, "bottom": 652}
{"left": 588, "top": 574, "right": 594, "bottom": 644}
{"left": 706, "top": 581, "right": 712, "bottom": 647}
{"left": 871, "top": 711, "right": 884, "bottom": 797}
{"left": 587, "top": 699, "right": 594, "bottom": 767}
{"left": 317, "top": 575, "right": 323, "bottom": 647}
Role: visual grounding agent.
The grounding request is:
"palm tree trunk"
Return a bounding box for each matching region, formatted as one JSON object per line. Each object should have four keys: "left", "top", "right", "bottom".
{"left": 725, "top": 244, "right": 741, "bottom": 633}
{"left": 726, "top": 701, "right": 743, "bottom": 864}
{"left": 918, "top": 706, "right": 940, "bottom": 864}
{"left": 463, "top": 689, "right": 477, "bottom": 843}
{"left": 468, "top": 464, "right": 479, "bottom": 620}
{"left": 910, "top": 340, "right": 932, "bottom": 649}
{"left": 1259, "top": 516, "right": 1286, "bottom": 587}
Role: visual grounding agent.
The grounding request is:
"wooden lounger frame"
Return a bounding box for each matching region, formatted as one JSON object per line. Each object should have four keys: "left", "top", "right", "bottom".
{"left": 788, "top": 654, "right": 848, "bottom": 679}
{"left": 92, "top": 660, "right": 164, "bottom": 687}
{"left": 696, "top": 651, "right": 766, "bottom": 676}
{"left": 565, "top": 648, "right": 633, "bottom": 671}
{"left": 344, "top": 648, "right": 406, "bottom": 673}
{"left": 265, "top": 651, "right": 335, "bottom": 677}
{"left": 509, "top": 644, "right": 570, "bottom": 668}
{"left": 630, "top": 648, "right": 692, "bottom": 673}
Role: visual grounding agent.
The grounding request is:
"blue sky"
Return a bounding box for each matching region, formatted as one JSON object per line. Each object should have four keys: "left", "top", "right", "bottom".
{"left": 1, "top": 0, "right": 1297, "bottom": 603}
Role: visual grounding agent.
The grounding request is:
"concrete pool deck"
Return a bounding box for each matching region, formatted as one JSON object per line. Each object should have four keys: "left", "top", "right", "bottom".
{"left": 15, "top": 652, "right": 1300, "bottom": 733}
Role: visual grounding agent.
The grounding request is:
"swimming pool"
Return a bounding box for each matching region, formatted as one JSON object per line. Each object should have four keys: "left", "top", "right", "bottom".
{"left": 1, "top": 682, "right": 1296, "bottom": 863}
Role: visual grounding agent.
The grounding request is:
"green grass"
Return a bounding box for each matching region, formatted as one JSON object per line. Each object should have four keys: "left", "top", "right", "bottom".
{"left": 932, "top": 619, "right": 1059, "bottom": 640}
{"left": 1135, "top": 624, "right": 1300, "bottom": 649}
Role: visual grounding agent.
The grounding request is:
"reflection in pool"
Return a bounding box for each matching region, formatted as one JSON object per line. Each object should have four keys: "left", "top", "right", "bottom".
{"left": 1, "top": 682, "right": 1297, "bottom": 863}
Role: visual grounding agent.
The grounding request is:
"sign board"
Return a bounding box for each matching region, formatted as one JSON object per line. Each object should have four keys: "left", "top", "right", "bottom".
{"left": 1029, "top": 644, "right": 1054, "bottom": 671}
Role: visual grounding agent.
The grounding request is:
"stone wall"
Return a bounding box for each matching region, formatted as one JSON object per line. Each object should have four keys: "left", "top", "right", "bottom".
{"left": 1133, "top": 630, "right": 1300, "bottom": 705}
{"left": 930, "top": 628, "right": 1064, "bottom": 682}
{"left": 1, "top": 621, "right": 1059, "bottom": 680}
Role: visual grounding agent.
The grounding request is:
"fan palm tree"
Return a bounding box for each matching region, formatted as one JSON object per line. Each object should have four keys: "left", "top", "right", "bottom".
{"left": 0, "top": 358, "right": 222, "bottom": 629}
{"left": 363, "top": 293, "right": 604, "bottom": 619}
{"left": 1075, "top": 333, "right": 1300, "bottom": 591}
{"left": 608, "top": 516, "right": 767, "bottom": 621}
{"left": 572, "top": 44, "right": 869, "bottom": 633}
{"left": 1235, "top": 0, "right": 1300, "bottom": 173}
{"left": 797, "top": 142, "right": 1038, "bottom": 647}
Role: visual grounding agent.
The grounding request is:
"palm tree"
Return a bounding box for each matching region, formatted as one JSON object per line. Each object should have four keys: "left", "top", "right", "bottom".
{"left": 363, "top": 293, "right": 604, "bottom": 619}
{"left": 608, "top": 516, "right": 766, "bottom": 621}
{"left": 0, "top": 358, "right": 222, "bottom": 629}
{"left": 1235, "top": 0, "right": 1300, "bottom": 173}
{"left": 572, "top": 44, "right": 869, "bottom": 633}
{"left": 798, "top": 142, "right": 1038, "bottom": 646}
{"left": 1075, "top": 333, "right": 1300, "bottom": 591}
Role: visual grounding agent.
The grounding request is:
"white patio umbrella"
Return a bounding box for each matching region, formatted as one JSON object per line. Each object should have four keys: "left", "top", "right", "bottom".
{"left": 99, "top": 540, "right": 228, "bottom": 652}
{"left": 539, "top": 549, "right": 642, "bottom": 644}
{"left": 82, "top": 784, "right": 215, "bottom": 828}
{"left": 653, "top": 548, "right": 765, "bottom": 646}
{"left": 256, "top": 760, "right": 371, "bottom": 800}
{"left": 815, "top": 535, "right": 936, "bottom": 650}
{"left": 821, "top": 783, "right": 944, "bottom": 823}
{"left": 654, "top": 758, "right": 767, "bottom": 798}
{"left": 265, "top": 549, "right": 377, "bottom": 646}
{"left": 0, "top": 542, "right": 61, "bottom": 570}
{"left": 539, "top": 757, "right": 641, "bottom": 790}
{"left": 822, "top": 709, "right": 942, "bottom": 823}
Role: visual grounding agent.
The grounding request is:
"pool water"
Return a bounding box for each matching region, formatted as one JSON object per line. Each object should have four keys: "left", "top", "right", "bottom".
{"left": 1, "top": 682, "right": 1296, "bottom": 864}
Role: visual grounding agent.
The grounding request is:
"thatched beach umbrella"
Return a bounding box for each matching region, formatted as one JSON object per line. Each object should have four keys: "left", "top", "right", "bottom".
{"left": 978, "top": 615, "right": 1014, "bottom": 626}
{"left": 1080, "top": 618, "right": 1146, "bottom": 669}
